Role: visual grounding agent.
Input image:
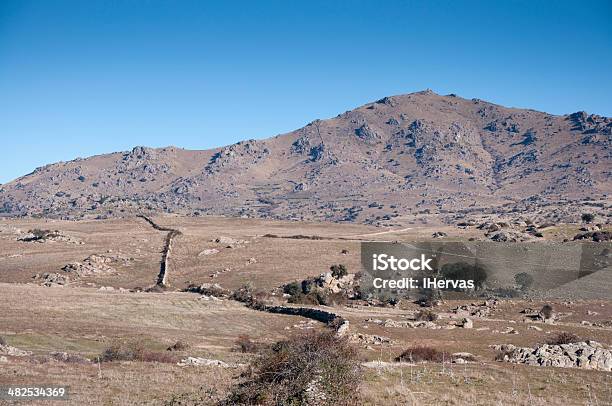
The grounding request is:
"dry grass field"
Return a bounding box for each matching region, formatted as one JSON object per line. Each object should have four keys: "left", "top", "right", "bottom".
{"left": 1, "top": 215, "right": 611, "bottom": 405}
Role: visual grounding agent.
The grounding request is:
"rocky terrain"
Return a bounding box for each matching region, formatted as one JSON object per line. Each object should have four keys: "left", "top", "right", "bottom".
{"left": 0, "top": 90, "right": 610, "bottom": 226}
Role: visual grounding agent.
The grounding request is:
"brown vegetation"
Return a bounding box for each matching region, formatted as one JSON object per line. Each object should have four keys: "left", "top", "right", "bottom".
{"left": 100, "top": 340, "right": 177, "bottom": 363}
{"left": 395, "top": 345, "right": 448, "bottom": 363}
{"left": 415, "top": 309, "right": 439, "bottom": 322}
{"left": 224, "top": 330, "right": 362, "bottom": 405}
{"left": 234, "top": 335, "right": 259, "bottom": 354}
{"left": 546, "top": 332, "right": 581, "bottom": 345}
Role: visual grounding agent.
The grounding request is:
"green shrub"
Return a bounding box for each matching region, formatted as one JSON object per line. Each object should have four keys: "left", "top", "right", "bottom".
{"left": 330, "top": 264, "right": 348, "bottom": 279}
{"left": 581, "top": 213, "right": 596, "bottom": 223}
{"left": 283, "top": 281, "right": 302, "bottom": 296}
{"left": 440, "top": 262, "right": 488, "bottom": 290}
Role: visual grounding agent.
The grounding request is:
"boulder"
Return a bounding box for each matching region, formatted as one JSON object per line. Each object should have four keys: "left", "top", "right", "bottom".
{"left": 459, "top": 318, "right": 473, "bottom": 328}
{"left": 494, "top": 341, "right": 612, "bottom": 371}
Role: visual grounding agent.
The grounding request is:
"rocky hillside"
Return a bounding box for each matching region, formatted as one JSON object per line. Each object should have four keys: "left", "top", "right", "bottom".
{"left": 1, "top": 90, "right": 610, "bottom": 225}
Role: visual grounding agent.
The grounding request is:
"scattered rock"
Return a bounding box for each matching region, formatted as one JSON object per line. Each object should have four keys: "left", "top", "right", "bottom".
{"left": 0, "top": 344, "right": 32, "bottom": 357}
{"left": 33, "top": 272, "right": 69, "bottom": 287}
{"left": 177, "top": 357, "right": 243, "bottom": 368}
{"left": 18, "top": 229, "right": 82, "bottom": 244}
{"left": 459, "top": 318, "right": 473, "bottom": 329}
{"left": 494, "top": 341, "right": 612, "bottom": 371}
{"left": 350, "top": 333, "right": 393, "bottom": 346}
{"left": 49, "top": 352, "right": 90, "bottom": 363}
{"left": 198, "top": 248, "right": 219, "bottom": 256}
{"left": 368, "top": 318, "right": 440, "bottom": 329}
{"left": 573, "top": 231, "right": 611, "bottom": 242}
{"left": 335, "top": 320, "right": 350, "bottom": 337}
{"left": 62, "top": 253, "right": 129, "bottom": 276}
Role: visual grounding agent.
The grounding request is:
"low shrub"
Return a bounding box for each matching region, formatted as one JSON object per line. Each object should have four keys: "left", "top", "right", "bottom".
{"left": 318, "top": 291, "right": 348, "bottom": 307}
{"left": 546, "top": 332, "right": 580, "bottom": 345}
{"left": 167, "top": 340, "right": 190, "bottom": 352}
{"left": 232, "top": 284, "right": 254, "bottom": 303}
{"left": 415, "top": 309, "right": 438, "bottom": 322}
{"left": 224, "top": 330, "right": 361, "bottom": 406}
{"left": 49, "top": 352, "right": 90, "bottom": 364}
{"left": 494, "top": 349, "right": 512, "bottom": 362}
{"left": 283, "top": 281, "right": 301, "bottom": 296}
{"left": 395, "top": 346, "right": 448, "bottom": 363}
{"left": 185, "top": 284, "right": 228, "bottom": 297}
{"left": 234, "top": 335, "right": 259, "bottom": 353}
{"left": 581, "top": 213, "right": 596, "bottom": 223}
{"left": 20, "top": 229, "right": 61, "bottom": 242}
{"left": 540, "top": 304, "right": 554, "bottom": 319}
{"left": 492, "top": 287, "right": 521, "bottom": 298}
{"left": 100, "top": 340, "right": 175, "bottom": 363}
{"left": 288, "top": 291, "right": 348, "bottom": 307}
{"left": 288, "top": 292, "right": 321, "bottom": 305}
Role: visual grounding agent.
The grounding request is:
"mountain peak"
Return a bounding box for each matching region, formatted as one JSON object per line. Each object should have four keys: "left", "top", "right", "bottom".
{"left": 0, "top": 93, "right": 609, "bottom": 225}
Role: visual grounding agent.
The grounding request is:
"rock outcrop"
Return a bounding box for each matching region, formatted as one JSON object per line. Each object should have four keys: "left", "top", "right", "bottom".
{"left": 494, "top": 341, "right": 612, "bottom": 371}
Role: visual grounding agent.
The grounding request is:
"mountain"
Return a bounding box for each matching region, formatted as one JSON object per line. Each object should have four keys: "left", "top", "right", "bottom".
{"left": 1, "top": 90, "right": 610, "bottom": 226}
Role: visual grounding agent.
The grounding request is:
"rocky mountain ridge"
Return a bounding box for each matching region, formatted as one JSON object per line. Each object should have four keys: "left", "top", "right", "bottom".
{"left": 1, "top": 90, "right": 610, "bottom": 225}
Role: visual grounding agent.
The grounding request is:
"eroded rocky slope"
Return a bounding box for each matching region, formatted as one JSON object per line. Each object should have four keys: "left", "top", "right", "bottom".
{"left": 1, "top": 90, "right": 610, "bottom": 225}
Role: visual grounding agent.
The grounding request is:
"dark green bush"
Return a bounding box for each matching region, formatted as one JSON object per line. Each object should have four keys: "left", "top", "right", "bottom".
{"left": 283, "top": 281, "right": 302, "bottom": 296}
{"left": 330, "top": 264, "right": 348, "bottom": 279}
{"left": 440, "top": 262, "right": 488, "bottom": 290}
{"left": 581, "top": 213, "right": 596, "bottom": 223}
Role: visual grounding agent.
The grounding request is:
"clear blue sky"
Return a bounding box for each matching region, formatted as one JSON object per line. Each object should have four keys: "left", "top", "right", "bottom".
{"left": 1, "top": 0, "right": 611, "bottom": 184}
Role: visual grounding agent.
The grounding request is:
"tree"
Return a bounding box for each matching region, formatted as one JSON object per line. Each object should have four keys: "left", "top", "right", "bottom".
{"left": 440, "top": 262, "right": 488, "bottom": 290}
{"left": 581, "top": 213, "right": 596, "bottom": 223}
{"left": 330, "top": 264, "right": 348, "bottom": 279}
